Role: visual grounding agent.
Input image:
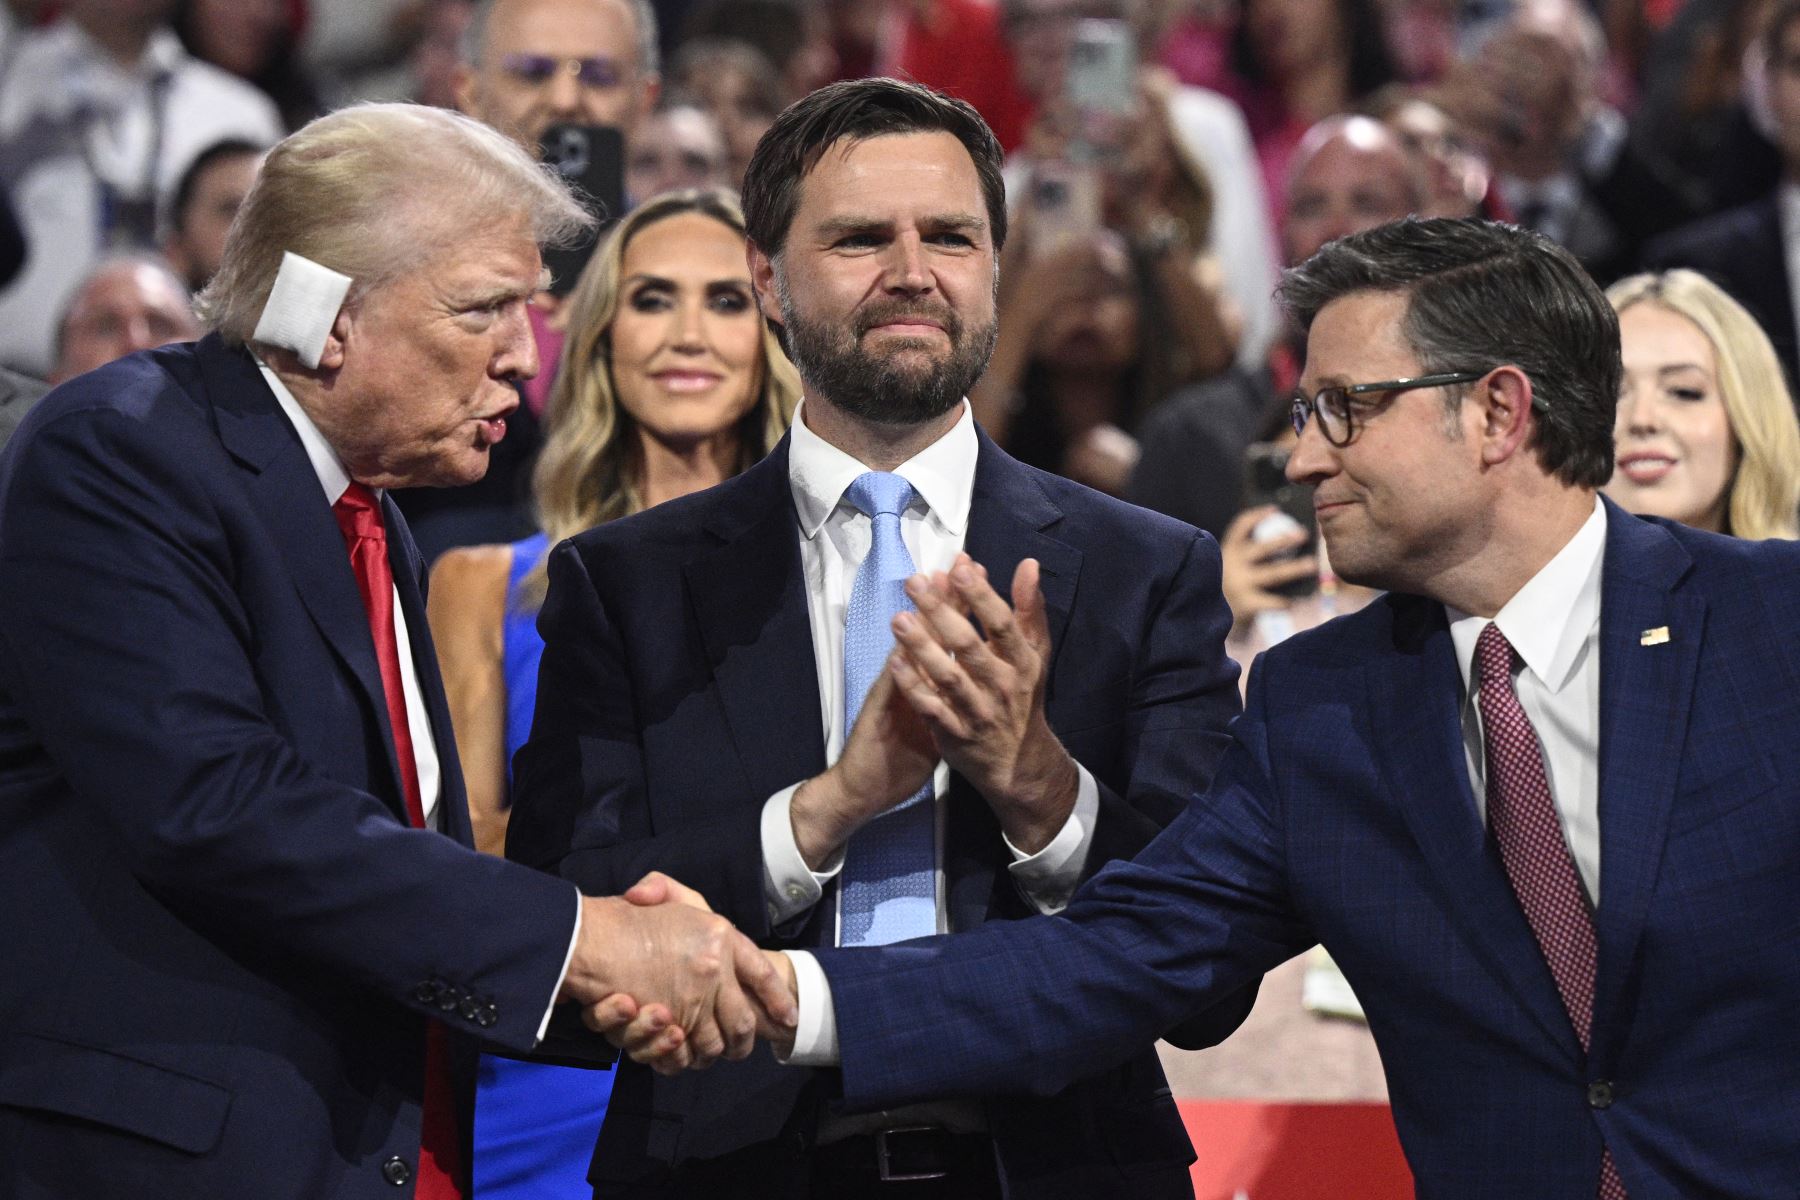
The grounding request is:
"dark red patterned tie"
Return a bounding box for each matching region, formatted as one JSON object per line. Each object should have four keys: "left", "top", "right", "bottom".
{"left": 1476, "top": 623, "right": 1626, "bottom": 1199}
{"left": 333, "top": 484, "right": 463, "bottom": 1200}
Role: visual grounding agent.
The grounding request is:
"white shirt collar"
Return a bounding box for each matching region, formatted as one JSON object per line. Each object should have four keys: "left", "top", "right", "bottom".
{"left": 1447, "top": 496, "right": 1607, "bottom": 695}
{"left": 255, "top": 355, "right": 353, "bottom": 505}
{"left": 787, "top": 399, "right": 977, "bottom": 541}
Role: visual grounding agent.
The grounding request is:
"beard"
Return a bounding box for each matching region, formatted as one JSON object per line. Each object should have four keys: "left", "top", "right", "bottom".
{"left": 774, "top": 273, "right": 998, "bottom": 426}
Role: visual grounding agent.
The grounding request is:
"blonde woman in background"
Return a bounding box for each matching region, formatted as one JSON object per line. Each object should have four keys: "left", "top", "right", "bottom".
{"left": 1606, "top": 269, "right": 1800, "bottom": 540}
{"left": 426, "top": 187, "right": 798, "bottom": 1200}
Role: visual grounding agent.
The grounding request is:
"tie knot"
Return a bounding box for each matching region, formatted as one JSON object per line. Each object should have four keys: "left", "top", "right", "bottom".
{"left": 1475, "top": 621, "right": 1516, "bottom": 687}
{"left": 333, "top": 482, "right": 384, "bottom": 541}
{"left": 845, "top": 471, "right": 915, "bottom": 520}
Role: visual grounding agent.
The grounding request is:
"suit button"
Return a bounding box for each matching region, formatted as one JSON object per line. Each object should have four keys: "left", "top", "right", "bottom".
{"left": 459, "top": 996, "right": 481, "bottom": 1021}
{"left": 412, "top": 981, "right": 439, "bottom": 1005}
{"left": 478, "top": 1004, "right": 499, "bottom": 1028}
{"left": 437, "top": 987, "right": 461, "bottom": 1013}
{"left": 382, "top": 1156, "right": 412, "bottom": 1186}
{"left": 1587, "top": 1080, "right": 1615, "bottom": 1109}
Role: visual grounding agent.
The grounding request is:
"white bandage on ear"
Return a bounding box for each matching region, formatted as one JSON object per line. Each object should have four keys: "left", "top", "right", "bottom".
{"left": 251, "top": 251, "right": 353, "bottom": 369}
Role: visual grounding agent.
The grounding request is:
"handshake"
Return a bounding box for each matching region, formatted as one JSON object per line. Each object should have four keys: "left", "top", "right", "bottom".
{"left": 558, "top": 873, "right": 799, "bottom": 1074}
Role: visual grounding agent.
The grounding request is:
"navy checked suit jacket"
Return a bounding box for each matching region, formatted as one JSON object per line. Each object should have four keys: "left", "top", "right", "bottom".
{"left": 0, "top": 337, "right": 582, "bottom": 1198}
{"left": 817, "top": 501, "right": 1800, "bottom": 1199}
{"left": 508, "top": 429, "right": 1251, "bottom": 1197}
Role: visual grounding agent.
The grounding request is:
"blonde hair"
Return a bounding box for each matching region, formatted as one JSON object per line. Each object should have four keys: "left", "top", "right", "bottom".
{"left": 198, "top": 102, "right": 592, "bottom": 344}
{"left": 1607, "top": 270, "right": 1800, "bottom": 540}
{"left": 523, "top": 187, "right": 800, "bottom": 605}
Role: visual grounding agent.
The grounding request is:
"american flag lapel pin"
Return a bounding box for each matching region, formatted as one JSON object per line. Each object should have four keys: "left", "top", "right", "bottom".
{"left": 1639, "top": 626, "right": 1670, "bottom": 646}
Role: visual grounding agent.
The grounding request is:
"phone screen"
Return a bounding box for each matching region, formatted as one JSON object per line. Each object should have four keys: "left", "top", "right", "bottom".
{"left": 537, "top": 123, "right": 627, "bottom": 297}
{"left": 1241, "top": 442, "right": 1318, "bottom": 599}
{"left": 1065, "top": 19, "right": 1136, "bottom": 162}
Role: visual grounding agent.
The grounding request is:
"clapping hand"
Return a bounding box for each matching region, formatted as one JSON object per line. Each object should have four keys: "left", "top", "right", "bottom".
{"left": 886, "top": 554, "right": 1079, "bottom": 854}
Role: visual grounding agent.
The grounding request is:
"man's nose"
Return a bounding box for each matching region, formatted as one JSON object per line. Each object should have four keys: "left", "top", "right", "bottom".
{"left": 545, "top": 63, "right": 583, "bottom": 113}
{"left": 498, "top": 304, "right": 539, "bottom": 380}
{"left": 1285, "top": 413, "right": 1337, "bottom": 484}
{"left": 881, "top": 234, "right": 931, "bottom": 293}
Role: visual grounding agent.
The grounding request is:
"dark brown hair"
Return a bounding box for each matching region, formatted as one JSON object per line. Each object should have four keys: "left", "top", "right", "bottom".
{"left": 740, "top": 77, "right": 1007, "bottom": 258}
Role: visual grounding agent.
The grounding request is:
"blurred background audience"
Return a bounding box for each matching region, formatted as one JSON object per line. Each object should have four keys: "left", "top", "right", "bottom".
{"left": 0, "top": 0, "right": 279, "bottom": 376}
{"left": 8, "top": 0, "right": 1800, "bottom": 1191}
{"left": 426, "top": 186, "right": 796, "bottom": 1199}
{"left": 49, "top": 253, "right": 197, "bottom": 384}
{"left": 159, "top": 137, "right": 263, "bottom": 292}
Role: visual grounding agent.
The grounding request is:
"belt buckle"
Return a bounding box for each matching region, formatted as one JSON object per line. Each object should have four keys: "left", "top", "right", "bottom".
{"left": 876, "top": 1125, "right": 949, "bottom": 1183}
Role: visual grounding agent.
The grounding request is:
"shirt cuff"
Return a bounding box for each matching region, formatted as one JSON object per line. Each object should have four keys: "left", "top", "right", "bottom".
{"left": 762, "top": 782, "right": 844, "bottom": 927}
{"left": 1003, "top": 763, "right": 1099, "bottom": 914}
{"left": 776, "top": 950, "right": 841, "bottom": 1066}
{"left": 536, "top": 886, "right": 584, "bottom": 1045}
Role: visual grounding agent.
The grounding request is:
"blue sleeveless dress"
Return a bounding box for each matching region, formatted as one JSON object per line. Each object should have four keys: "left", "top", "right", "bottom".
{"left": 471, "top": 532, "right": 615, "bottom": 1197}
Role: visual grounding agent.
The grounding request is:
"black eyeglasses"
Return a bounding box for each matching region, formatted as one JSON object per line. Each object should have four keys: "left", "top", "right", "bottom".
{"left": 500, "top": 53, "right": 623, "bottom": 89}
{"left": 1289, "top": 371, "right": 1485, "bottom": 446}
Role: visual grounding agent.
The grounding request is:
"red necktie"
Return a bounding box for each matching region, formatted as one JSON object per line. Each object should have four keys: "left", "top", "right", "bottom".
{"left": 333, "top": 483, "right": 463, "bottom": 1200}
{"left": 1476, "top": 623, "right": 1626, "bottom": 1200}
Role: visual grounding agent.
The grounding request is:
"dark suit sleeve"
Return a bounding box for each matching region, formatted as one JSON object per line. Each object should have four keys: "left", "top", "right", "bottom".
{"left": 0, "top": 409, "right": 577, "bottom": 1053}
{"left": 509, "top": 540, "right": 774, "bottom": 933}
{"left": 817, "top": 660, "right": 1309, "bottom": 1110}
{"left": 1078, "top": 526, "right": 1242, "bottom": 871}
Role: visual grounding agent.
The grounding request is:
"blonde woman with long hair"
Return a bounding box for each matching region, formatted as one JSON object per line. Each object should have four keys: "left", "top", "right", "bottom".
{"left": 1606, "top": 269, "right": 1800, "bottom": 540}
{"left": 426, "top": 186, "right": 797, "bottom": 1195}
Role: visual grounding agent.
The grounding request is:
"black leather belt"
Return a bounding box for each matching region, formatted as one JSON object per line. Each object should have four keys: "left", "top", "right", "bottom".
{"left": 813, "top": 1125, "right": 994, "bottom": 1184}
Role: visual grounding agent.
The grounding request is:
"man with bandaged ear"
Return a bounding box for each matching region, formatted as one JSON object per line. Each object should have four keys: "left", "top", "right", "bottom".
{"left": 0, "top": 102, "right": 791, "bottom": 1200}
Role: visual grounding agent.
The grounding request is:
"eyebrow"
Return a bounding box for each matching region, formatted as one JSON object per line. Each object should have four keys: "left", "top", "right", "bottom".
{"left": 1654, "top": 362, "right": 1710, "bottom": 376}
{"left": 813, "top": 213, "right": 987, "bottom": 238}
{"left": 622, "top": 273, "right": 752, "bottom": 290}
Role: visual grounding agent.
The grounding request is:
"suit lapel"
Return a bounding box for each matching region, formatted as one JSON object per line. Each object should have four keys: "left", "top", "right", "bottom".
{"left": 948, "top": 434, "right": 1082, "bottom": 931}
{"left": 387, "top": 497, "right": 474, "bottom": 847}
{"left": 202, "top": 336, "right": 411, "bottom": 824}
{"left": 1589, "top": 504, "right": 1701, "bottom": 1062}
{"left": 683, "top": 440, "right": 829, "bottom": 801}
{"left": 1366, "top": 595, "right": 1580, "bottom": 1055}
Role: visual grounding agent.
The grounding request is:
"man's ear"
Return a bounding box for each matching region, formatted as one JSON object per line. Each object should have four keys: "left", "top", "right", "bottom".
{"left": 748, "top": 243, "right": 783, "bottom": 328}
{"left": 316, "top": 308, "right": 351, "bottom": 371}
{"left": 1477, "top": 365, "right": 1536, "bottom": 466}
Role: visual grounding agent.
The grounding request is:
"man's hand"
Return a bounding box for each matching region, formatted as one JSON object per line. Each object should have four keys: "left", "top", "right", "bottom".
{"left": 558, "top": 873, "right": 796, "bottom": 1074}
{"left": 888, "top": 554, "right": 1079, "bottom": 853}
{"left": 1218, "top": 505, "right": 1316, "bottom": 630}
{"left": 589, "top": 948, "right": 801, "bottom": 1072}
{"left": 788, "top": 666, "right": 938, "bottom": 869}
{"left": 582, "top": 877, "right": 802, "bottom": 1073}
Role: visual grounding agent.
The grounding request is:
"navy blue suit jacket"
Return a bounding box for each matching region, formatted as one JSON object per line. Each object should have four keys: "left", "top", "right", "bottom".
{"left": 508, "top": 430, "right": 1248, "bottom": 1197}
{"left": 816, "top": 504, "right": 1800, "bottom": 1199}
{"left": 0, "top": 337, "right": 583, "bottom": 1198}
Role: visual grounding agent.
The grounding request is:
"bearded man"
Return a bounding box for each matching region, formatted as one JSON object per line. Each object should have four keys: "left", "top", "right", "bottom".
{"left": 506, "top": 77, "right": 1251, "bottom": 1200}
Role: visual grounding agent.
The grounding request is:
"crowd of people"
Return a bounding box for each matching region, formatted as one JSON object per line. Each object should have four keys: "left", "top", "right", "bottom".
{"left": 2, "top": 0, "right": 1800, "bottom": 1198}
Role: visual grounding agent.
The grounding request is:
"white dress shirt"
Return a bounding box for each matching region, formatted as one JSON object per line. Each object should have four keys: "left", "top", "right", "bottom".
{"left": 773, "top": 399, "right": 1098, "bottom": 1066}
{"left": 259, "top": 361, "right": 578, "bottom": 1038}
{"left": 0, "top": 21, "right": 282, "bottom": 373}
{"left": 1446, "top": 497, "right": 1607, "bottom": 902}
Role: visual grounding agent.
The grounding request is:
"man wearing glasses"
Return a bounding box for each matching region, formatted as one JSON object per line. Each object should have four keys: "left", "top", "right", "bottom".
{"left": 617, "top": 216, "right": 1800, "bottom": 1199}
{"left": 454, "top": 0, "right": 660, "bottom": 154}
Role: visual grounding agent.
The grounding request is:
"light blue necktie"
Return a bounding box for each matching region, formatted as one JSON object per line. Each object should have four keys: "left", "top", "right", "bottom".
{"left": 837, "top": 471, "right": 937, "bottom": 946}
